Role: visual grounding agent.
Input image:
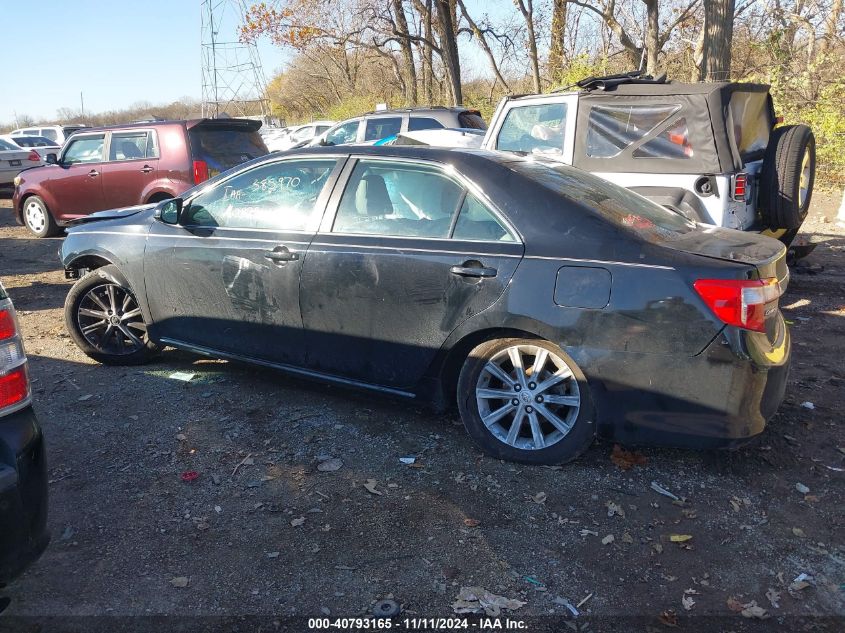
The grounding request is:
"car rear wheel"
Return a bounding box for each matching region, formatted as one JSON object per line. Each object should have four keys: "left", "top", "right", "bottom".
{"left": 457, "top": 338, "right": 595, "bottom": 464}
{"left": 760, "top": 124, "right": 816, "bottom": 230}
{"left": 22, "top": 196, "right": 59, "bottom": 238}
{"left": 64, "top": 266, "right": 161, "bottom": 365}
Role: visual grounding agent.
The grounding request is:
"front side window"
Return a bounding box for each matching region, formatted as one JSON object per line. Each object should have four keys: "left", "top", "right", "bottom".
{"left": 183, "top": 159, "right": 337, "bottom": 231}
{"left": 364, "top": 117, "right": 402, "bottom": 142}
{"left": 62, "top": 135, "right": 105, "bottom": 164}
{"left": 586, "top": 104, "right": 680, "bottom": 158}
{"left": 496, "top": 103, "right": 568, "bottom": 156}
{"left": 325, "top": 121, "right": 359, "bottom": 146}
{"left": 332, "top": 160, "right": 462, "bottom": 238}
{"left": 109, "top": 132, "right": 150, "bottom": 161}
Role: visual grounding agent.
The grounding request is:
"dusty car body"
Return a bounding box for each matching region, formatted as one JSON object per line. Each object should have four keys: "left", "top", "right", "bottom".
{"left": 60, "top": 146, "right": 790, "bottom": 464}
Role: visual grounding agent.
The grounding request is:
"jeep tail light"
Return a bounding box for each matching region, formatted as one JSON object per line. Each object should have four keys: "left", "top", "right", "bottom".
{"left": 193, "top": 160, "right": 209, "bottom": 185}
{"left": 27, "top": 150, "right": 41, "bottom": 162}
{"left": 0, "top": 301, "right": 30, "bottom": 413}
{"left": 693, "top": 278, "right": 782, "bottom": 332}
{"left": 732, "top": 173, "right": 747, "bottom": 201}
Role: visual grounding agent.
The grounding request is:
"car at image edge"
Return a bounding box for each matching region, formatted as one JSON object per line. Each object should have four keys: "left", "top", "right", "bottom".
{"left": 59, "top": 146, "right": 790, "bottom": 465}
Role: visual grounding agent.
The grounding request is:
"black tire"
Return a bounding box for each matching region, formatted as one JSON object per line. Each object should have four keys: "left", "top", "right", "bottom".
{"left": 760, "top": 124, "right": 815, "bottom": 230}
{"left": 21, "top": 195, "right": 60, "bottom": 238}
{"left": 457, "top": 337, "right": 595, "bottom": 465}
{"left": 64, "top": 265, "right": 161, "bottom": 365}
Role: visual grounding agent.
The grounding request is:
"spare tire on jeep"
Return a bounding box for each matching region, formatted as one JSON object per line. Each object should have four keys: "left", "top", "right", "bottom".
{"left": 760, "top": 124, "right": 815, "bottom": 230}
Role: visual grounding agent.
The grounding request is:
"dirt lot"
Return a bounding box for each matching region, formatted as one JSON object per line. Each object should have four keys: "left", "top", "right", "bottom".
{"left": 0, "top": 193, "right": 843, "bottom": 631}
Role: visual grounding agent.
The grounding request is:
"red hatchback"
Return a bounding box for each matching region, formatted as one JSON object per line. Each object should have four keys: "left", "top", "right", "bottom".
{"left": 13, "top": 118, "right": 268, "bottom": 237}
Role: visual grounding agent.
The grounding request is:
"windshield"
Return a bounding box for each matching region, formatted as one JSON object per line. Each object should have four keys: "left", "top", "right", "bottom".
{"left": 511, "top": 159, "right": 696, "bottom": 243}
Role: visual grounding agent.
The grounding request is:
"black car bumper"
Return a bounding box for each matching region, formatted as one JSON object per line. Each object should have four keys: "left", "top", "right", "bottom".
{"left": 0, "top": 405, "right": 48, "bottom": 584}
{"left": 582, "top": 317, "right": 791, "bottom": 449}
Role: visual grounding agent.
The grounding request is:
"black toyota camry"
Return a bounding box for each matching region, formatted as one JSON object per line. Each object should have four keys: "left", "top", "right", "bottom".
{"left": 59, "top": 146, "right": 790, "bottom": 464}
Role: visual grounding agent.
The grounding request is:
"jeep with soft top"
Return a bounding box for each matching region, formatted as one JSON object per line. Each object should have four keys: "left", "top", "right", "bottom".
{"left": 481, "top": 72, "right": 815, "bottom": 246}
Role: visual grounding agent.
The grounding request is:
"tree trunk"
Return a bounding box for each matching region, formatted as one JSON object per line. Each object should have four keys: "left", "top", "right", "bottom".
{"left": 435, "top": 0, "right": 462, "bottom": 104}
{"left": 549, "top": 0, "right": 567, "bottom": 83}
{"left": 515, "top": 0, "right": 541, "bottom": 93}
{"left": 699, "top": 0, "right": 735, "bottom": 81}
{"left": 391, "top": 0, "right": 418, "bottom": 103}
{"left": 819, "top": 0, "right": 843, "bottom": 56}
{"left": 644, "top": 0, "right": 659, "bottom": 75}
{"left": 457, "top": 0, "right": 510, "bottom": 91}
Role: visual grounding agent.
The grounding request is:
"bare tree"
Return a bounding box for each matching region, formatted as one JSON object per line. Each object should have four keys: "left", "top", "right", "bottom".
{"left": 514, "top": 0, "right": 542, "bottom": 92}
{"left": 456, "top": 0, "right": 511, "bottom": 91}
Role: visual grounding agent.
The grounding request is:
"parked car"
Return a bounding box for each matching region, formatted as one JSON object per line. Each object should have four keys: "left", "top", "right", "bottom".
{"left": 10, "top": 124, "right": 87, "bottom": 145}
{"left": 13, "top": 118, "right": 269, "bottom": 237}
{"left": 260, "top": 126, "right": 291, "bottom": 151}
{"left": 0, "top": 138, "right": 43, "bottom": 187}
{"left": 267, "top": 121, "right": 335, "bottom": 152}
{"left": 481, "top": 73, "right": 815, "bottom": 246}
{"left": 1, "top": 135, "right": 62, "bottom": 156}
{"left": 59, "top": 146, "right": 790, "bottom": 465}
{"left": 376, "top": 128, "right": 486, "bottom": 148}
{"left": 0, "top": 282, "right": 49, "bottom": 584}
{"left": 311, "top": 107, "right": 487, "bottom": 147}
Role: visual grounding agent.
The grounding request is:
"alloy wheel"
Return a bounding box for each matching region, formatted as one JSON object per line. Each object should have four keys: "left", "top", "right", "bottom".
{"left": 24, "top": 201, "right": 46, "bottom": 233}
{"left": 475, "top": 344, "right": 580, "bottom": 451}
{"left": 76, "top": 283, "right": 147, "bottom": 355}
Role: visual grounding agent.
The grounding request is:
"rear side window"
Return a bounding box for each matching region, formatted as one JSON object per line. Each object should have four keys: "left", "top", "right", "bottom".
{"left": 586, "top": 104, "right": 680, "bottom": 158}
{"left": 188, "top": 127, "right": 268, "bottom": 173}
{"left": 40, "top": 129, "right": 58, "bottom": 142}
{"left": 511, "top": 161, "right": 695, "bottom": 244}
{"left": 458, "top": 111, "right": 487, "bottom": 130}
{"left": 109, "top": 132, "right": 153, "bottom": 161}
{"left": 408, "top": 117, "right": 445, "bottom": 132}
{"left": 0, "top": 139, "right": 17, "bottom": 151}
{"left": 453, "top": 194, "right": 515, "bottom": 242}
{"left": 632, "top": 118, "right": 694, "bottom": 159}
{"left": 63, "top": 135, "right": 105, "bottom": 164}
{"left": 325, "top": 120, "right": 359, "bottom": 146}
{"left": 730, "top": 92, "right": 772, "bottom": 157}
{"left": 496, "top": 103, "right": 568, "bottom": 156}
{"left": 364, "top": 117, "right": 402, "bottom": 142}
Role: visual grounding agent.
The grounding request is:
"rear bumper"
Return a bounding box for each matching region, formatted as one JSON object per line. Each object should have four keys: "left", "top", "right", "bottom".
{"left": 579, "top": 318, "right": 790, "bottom": 448}
{"left": 0, "top": 405, "right": 49, "bottom": 584}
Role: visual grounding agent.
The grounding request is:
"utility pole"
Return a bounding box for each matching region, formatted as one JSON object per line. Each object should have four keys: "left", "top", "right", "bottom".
{"left": 80, "top": 92, "right": 85, "bottom": 118}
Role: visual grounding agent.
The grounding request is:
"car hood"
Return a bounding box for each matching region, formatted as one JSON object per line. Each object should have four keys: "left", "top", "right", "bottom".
{"left": 66, "top": 203, "right": 157, "bottom": 227}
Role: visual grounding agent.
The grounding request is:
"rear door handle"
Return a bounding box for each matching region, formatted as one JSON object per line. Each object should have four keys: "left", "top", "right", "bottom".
{"left": 450, "top": 264, "right": 497, "bottom": 278}
{"left": 264, "top": 247, "right": 299, "bottom": 263}
{"left": 140, "top": 165, "right": 153, "bottom": 173}
{"left": 88, "top": 169, "right": 99, "bottom": 177}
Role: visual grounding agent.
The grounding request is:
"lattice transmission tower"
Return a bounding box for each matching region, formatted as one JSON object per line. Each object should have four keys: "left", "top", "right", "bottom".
{"left": 200, "top": 0, "right": 270, "bottom": 119}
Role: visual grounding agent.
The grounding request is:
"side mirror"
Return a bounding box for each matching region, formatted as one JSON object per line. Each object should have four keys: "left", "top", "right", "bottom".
{"left": 154, "top": 198, "right": 182, "bottom": 225}
{"left": 45, "top": 153, "right": 58, "bottom": 164}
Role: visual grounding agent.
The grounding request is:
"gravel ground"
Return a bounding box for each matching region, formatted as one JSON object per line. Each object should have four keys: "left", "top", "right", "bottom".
{"left": 0, "top": 193, "right": 843, "bottom": 631}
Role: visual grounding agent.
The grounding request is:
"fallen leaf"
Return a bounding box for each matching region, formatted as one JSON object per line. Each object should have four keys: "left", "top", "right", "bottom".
{"left": 363, "top": 479, "right": 383, "bottom": 495}
{"left": 622, "top": 531, "right": 634, "bottom": 544}
{"left": 463, "top": 518, "right": 481, "bottom": 528}
{"left": 317, "top": 458, "right": 343, "bottom": 472}
{"left": 601, "top": 534, "right": 615, "bottom": 545}
{"left": 682, "top": 595, "right": 695, "bottom": 611}
{"left": 726, "top": 597, "right": 745, "bottom": 612}
{"left": 740, "top": 601, "right": 769, "bottom": 619}
{"left": 452, "top": 586, "right": 526, "bottom": 616}
{"left": 606, "top": 501, "right": 626, "bottom": 518}
{"left": 791, "top": 527, "right": 806, "bottom": 538}
{"left": 176, "top": 433, "right": 187, "bottom": 441}
{"left": 170, "top": 576, "right": 189, "bottom": 588}
{"left": 610, "top": 444, "right": 647, "bottom": 470}
{"left": 658, "top": 609, "right": 678, "bottom": 627}
{"left": 765, "top": 588, "right": 781, "bottom": 609}
{"left": 669, "top": 534, "right": 693, "bottom": 543}
{"left": 290, "top": 516, "right": 305, "bottom": 527}
{"left": 532, "top": 492, "right": 547, "bottom": 504}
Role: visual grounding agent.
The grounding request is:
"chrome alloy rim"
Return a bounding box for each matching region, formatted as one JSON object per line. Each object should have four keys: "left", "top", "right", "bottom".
{"left": 798, "top": 148, "right": 811, "bottom": 208}
{"left": 475, "top": 344, "right": 580, "bottom": 450}
{"left": 77, "top": 283, "right": 147, "bottom": 354}
{"left": 24, "top": 200, "right": 46, "bottom": 233}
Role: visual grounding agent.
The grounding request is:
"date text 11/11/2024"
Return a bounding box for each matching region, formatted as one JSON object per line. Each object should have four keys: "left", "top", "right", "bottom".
{"left": 307, "top": 617, "right": 528, "bottom": 630}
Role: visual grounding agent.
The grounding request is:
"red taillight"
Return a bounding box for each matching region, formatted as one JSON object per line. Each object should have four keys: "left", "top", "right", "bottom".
{"left": 732, "top": 173, "right": 747, "bottom": 201}
{"left": 0, "top": 309, "right": 15, "bottom": 340}
{"left": 694, "top": 278, "right": 782, "bottom": 332}
{"left": 0, "top": 366, "right": 29, "bottom": 409}
{"left": 27, "top": 150, "right": 41, "bottom": 162}
{"left": 193, "top": 160, "right": 209, "bottom": 184}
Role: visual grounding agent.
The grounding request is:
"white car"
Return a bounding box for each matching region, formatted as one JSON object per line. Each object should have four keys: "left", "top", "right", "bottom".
{"left": 0, "top": 134, "right": 61, "bottom": 159}
{"left": 269, "top": 121, "right": 335, "bottom": 151}
{"left": 0, "top": 138, "right": 44, "bottom": 186}
{"left": 10, "top": 124, "right": 87, "bottom": 145}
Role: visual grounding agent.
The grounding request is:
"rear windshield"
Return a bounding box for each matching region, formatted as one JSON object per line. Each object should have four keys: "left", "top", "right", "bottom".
{"left": 12, "top": 136, "right": 55, "bottom": 147}
{"left": 458, "top": 112, "right": 487, "bottom": 130}
{"left": 511, "top": 160, "right": 696, "bottom": 243}
{"left": 188, "top": 127, "right": 268, "bottom": 172}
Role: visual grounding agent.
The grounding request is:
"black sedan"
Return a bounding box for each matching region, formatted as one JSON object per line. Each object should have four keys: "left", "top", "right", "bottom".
{"left": 60, "top": 146, "right": 790, "bottom": 464}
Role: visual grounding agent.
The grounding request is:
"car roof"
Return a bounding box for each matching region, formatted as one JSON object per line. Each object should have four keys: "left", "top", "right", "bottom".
{"left": 281, "top": 143, "right": 512, "bottom": 167}
{"left": 67, "top": 118, "right": 262, "bottom": 134}
{"left": 363, "top": 106, "right": 479, "bottom": 116}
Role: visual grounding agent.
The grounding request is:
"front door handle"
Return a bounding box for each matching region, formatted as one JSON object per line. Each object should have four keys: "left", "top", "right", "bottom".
{"left": 140, "top": 165, "right": 153, "bottom": 173}
{"left": 450, "top": 262, "right": 497, "bottom": 278}
{"left": 264, "top": 247, "right": 299, "bottom": 263}
{"left": 88, "top": 169, "right": 100, "bottom": 178}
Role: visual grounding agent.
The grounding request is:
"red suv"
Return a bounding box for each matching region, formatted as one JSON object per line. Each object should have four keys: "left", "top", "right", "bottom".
{"left": 12, "top": 118, "right": 268, "bottom": 237}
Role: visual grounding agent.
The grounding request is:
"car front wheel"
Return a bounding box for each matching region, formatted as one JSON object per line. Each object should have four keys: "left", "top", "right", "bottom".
{"left": 22, "top": 196, "right": 60, "bottom": 238}
{"left": 64, "top": 266, "right": 161, "bottom": 365}
{"left": 457, "top": 338, "right": 595, "bottom": 465}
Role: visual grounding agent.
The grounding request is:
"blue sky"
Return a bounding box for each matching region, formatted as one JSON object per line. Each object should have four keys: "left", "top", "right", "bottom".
{"left": 0, "top": 0, "right": 506, "bottom": 126}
